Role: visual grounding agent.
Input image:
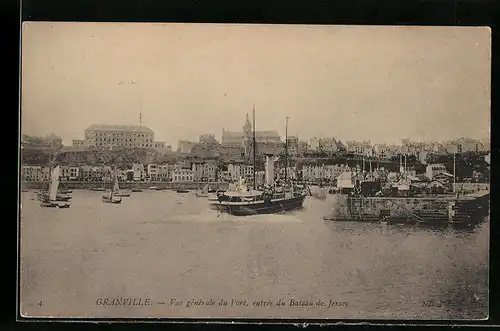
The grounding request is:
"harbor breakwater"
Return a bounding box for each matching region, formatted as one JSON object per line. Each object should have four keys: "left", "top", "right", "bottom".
{"left": 21, "top": 181, "right": 230, "bottom": 191}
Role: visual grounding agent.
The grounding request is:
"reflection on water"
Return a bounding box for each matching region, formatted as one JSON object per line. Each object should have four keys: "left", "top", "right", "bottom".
{"left": 19, "top": 190, "right": 488, "bottom": 320}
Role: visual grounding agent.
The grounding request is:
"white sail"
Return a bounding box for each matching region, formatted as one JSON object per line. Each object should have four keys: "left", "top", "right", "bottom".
{"left": 48, "top": 166, "right": 60, "bottom": 201}
{"left": 113, "top": 176, "right": 120, "bottom": 192}
{"left": 202, "top": 184, "right": 209, "bottom": 194}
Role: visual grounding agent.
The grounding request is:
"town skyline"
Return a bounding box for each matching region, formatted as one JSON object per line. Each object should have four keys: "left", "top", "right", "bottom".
{"left": 21, "top": 23, "right": 491, "bottom": 148}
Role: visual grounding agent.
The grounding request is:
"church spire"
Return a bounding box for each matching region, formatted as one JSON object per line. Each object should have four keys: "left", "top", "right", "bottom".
{"left": 243, "top": 112, "right": 252, "bottom": 136}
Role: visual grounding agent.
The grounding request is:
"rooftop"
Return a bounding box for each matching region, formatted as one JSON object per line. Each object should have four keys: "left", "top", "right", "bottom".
{"left": 86, "top": 124, "right": 154, "bottom": 134}
{"left": 222, "top": 130, "right": 281, "bottom": 140}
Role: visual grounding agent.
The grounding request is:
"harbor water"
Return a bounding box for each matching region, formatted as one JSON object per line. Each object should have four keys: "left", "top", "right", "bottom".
{"left": 19, "top": 190, "right": 489, "bottom": 320}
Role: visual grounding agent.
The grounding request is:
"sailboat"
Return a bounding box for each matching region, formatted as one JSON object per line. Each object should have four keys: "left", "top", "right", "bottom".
{"left": 102, "top": 167, "right": 122, "bottom": 204}
{"left": 114, "top": 176, "right": 131, "bottom": 197}
{"left": 211, "top": 108, "right": 307, "bottom": 216}
{"left": 195, "top": 183, "right": 209, "bottom": 197}
{"left": 37, "top": 166, "right": 72, "bottom": 202}
{"left": 176, "top": 183, "right": 189, "bottom": 193}
{"left": 40, "top": 166, "right": 70, "bottom": 208}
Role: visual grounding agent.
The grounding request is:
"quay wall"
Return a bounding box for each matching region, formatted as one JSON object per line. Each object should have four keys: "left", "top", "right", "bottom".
{"left": 325, "top": 195, "right": 452, "bottom": 222}
{"left": 453, "top": 183, "right": 490, "bottom": 193}
{"left": 20, "top": 181, "right": 230, "bottom": 191}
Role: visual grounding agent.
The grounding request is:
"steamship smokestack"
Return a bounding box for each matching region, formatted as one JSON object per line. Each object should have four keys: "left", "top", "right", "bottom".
{"left": 265, "top": 154, "right": 274, "bottom": 186}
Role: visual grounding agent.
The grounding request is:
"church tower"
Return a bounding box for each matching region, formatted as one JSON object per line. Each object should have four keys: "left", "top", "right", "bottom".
{"left": 243, "top": 113, "right": 252, "bottom": 138}
{"left": 242, "top": 113, "right": 254, "bottom": 160}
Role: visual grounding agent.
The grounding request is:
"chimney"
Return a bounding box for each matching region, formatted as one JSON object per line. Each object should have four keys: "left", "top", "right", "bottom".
{"left": 265, "top": 154, "right": 274, "bottom": 186}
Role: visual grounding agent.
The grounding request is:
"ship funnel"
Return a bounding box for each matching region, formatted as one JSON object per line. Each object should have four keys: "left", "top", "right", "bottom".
{"left": 265, "top": 154, "right": 275, "bottom": 186}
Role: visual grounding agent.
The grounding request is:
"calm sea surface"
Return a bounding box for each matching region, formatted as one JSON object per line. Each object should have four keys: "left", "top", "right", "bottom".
{"left": 19, "top": 190, "right": 489, "bottom": 320}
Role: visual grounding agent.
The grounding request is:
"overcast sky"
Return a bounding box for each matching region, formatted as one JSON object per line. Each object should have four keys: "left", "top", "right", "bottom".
{"left": 21, "top": 23, "right": 491, "bottom": 148}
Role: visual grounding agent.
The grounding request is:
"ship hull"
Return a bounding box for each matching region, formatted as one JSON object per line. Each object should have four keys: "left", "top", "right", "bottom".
{"left": 214, "top": 194, "right": 307, "bottom": 216}
{"left": 324, "top": 192, "right": 489, "bottom": 224}
{"left": 37, "top": 194, "right": 72, "bottom": 202}
{"left": 102, "top": 197, "right": 122, "bottom": 204}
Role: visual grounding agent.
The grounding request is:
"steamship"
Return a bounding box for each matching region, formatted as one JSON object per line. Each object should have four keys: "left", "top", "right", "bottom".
{"left": 210, "top": 110, "right": 308, "bottom": 216}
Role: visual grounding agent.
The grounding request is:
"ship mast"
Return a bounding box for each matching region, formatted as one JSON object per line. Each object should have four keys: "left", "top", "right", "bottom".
{"left": 252, "top": 103, "right": 256, "bottom": 190}
{"left": 453, "top": 152, "right": 456, "bottom": 193}
{"left": 284, "top": 116, "right": 289, "bottom": 183}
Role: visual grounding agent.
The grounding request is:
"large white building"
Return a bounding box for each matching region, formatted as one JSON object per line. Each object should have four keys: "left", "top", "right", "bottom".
{"left": 74, "top": 124, "right": 165, "bottom": 149}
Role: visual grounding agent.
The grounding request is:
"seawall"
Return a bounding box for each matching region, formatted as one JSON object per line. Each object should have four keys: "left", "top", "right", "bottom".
{"left": 21, "top": 181, "right": 230, "bottom": 191}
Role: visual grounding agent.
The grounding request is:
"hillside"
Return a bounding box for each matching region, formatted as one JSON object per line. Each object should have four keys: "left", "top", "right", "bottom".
{"left": 21, "top": 147, "right": 180, "bottom": 168}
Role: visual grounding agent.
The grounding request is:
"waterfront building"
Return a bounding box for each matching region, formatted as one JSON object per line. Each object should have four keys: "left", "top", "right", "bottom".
{"left": 21, "top": 165, "right": 43, "bottom": 182}
{"left": 115, "top": 169, "right": 128, "bottom": 182}
{"left": 218, "top": 170, "right": 232, "bottom": 182}
{"left": 191, "top": 161, "right": 218, "bottom": 182}
{"left": 276, "top": 166, "right": 298, "bottom": 180}
{"left": 324, "top": 164, "right": 347, "bottom": 180}
{"left": 301, "top": 163, "right": 349, "bottom": 181}
{"left": 302, "top": 164, "right": 324, "bottom": 180}
{"left": 147, "top": 164, "right": 171, "bottom": 182}
{"left": 132, "top": 163, "right": 145, "bottom": 181}
{"left": 77, "top": 165, "right": 91, "bottom": 181}
{"left": 172, "top": 169, "right": 194, "bottom": 182}
{"left": 60, "top": 165, "right": 80, "bottom": 181}
{"left": 83, "top": 124, "right": 164, "bottom": 149}
{"left": 227, "top": 162, "right": 254, "bottom": 182}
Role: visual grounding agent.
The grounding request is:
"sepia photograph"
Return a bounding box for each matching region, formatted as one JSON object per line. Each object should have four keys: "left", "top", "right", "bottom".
{"left": 19, "top": 22, "right": 490, "bottom": 320}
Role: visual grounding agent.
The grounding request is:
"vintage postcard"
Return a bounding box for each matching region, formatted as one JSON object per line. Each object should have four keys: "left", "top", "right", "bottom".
{"left": 19, "top": 22, "right": 490, "bottom": 320}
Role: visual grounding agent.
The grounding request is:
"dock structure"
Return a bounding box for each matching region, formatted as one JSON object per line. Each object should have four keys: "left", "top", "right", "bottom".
{"left": 324, "top": 190, "right": 489, "bottom": 225}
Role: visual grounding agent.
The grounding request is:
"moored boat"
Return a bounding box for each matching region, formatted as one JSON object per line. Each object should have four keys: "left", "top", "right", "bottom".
{"left": 40, "top": 165, "right": 71, "bottom": 208}
{"left": 195, "top": 184, "right": 209, "bottom": 197}
{"left": 41, "top": 201, "right": 58, "bottom": 208}
{"left": 115, "top": 190, "right": 131, "bottom": 197}
{"left": 212, "top": 110, "right": 307, "bottom": 215}
{"left": 213, "top": 186, "right": 307, "bottom": 216}
{"left": 102, "top": 166, "right": 122, "bottom": 204}
{"left": 132, "top": 187, "right": 143, "bottom": 192}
